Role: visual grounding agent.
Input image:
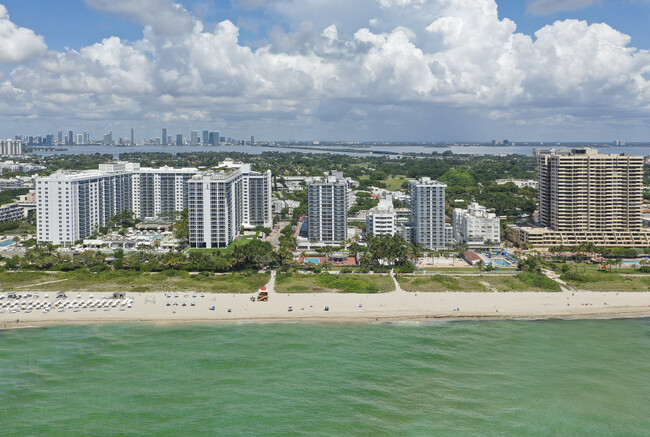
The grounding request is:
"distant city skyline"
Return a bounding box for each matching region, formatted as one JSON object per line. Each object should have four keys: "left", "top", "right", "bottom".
{"left": 1, "top": 0, "right": 650, "bottom": 141}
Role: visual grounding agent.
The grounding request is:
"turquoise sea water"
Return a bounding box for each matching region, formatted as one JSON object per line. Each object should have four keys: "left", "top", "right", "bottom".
{"left": 1, "top": 320, "right": 649, "bottom": 436}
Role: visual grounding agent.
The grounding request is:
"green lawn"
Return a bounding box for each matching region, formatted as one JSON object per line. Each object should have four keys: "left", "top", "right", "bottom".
{"left": 0, "top": 270, "right": 269, "bottom": 293}
{"left": 397, "top": 273, "right": 561, "bottom": 292}
{"left": 560, "top": 272, "right": 650, "bottom": 292}
{"left": 420, "top": 267, "right": 488, "bottom": 273}
{"left": 275, "top": 273, "right": 395, "bottom": 293}
{"left": 383, "top": 176, "right": 412, "bottom": 191}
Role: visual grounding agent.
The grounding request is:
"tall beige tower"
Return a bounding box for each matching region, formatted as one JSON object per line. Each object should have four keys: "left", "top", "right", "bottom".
{"left": 536, "top": 148, "right": 643, "bottom": 233}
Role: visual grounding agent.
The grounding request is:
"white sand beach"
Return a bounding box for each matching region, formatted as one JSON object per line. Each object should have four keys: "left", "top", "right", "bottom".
{"left": 2, "top": 276, "right": 650, "bottom": 328}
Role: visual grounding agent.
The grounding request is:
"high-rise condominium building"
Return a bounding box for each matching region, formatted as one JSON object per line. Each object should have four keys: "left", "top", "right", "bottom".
{"left": 162, "top": 129, "right": 167, "bottom": 145}
{"left": 176, "top": 134, "right": 183, "bottom": 146}
{"left": 366, "top": 196, "right": 396, "bottom": 236}
{"left": 452, "top": 202, "right": 500, "bottom": 246}
{"left": 57, "top": 130, "right": 63, "bottom": 144}
{"left": 308, "top": 173, "right": 348, "bottom": 244}
{"left": 510, "top": 148, "right": 649, "bottom": 247}
{"left": 99, "top": 162, "right": 198, "bottom": 220}
{"left": 83, "top": 132, "right": 90, "bottom": 145}
{"left": 202, "top": 130, "right": 209, "bottom": 145}
{"left": 76, "top": 134, "right": 84, "bottom": 145}
{"left": 190, "top": 131, "right": 199, "bottom": 145}
{"left": 37, "top": 170, "right": 133, "bottom": 245}
{"left": 218, "top": 159, "right": 272, "bottom": 229}
{"left": 67, "top": 131, "right": 74, "bottom": 146}
{"left": 104, "top": 132, "right": 113, "bottom": 145}
{"left": 187, "top": 169, "right": 243, "bottom": 248}
{"left": 0, "top": 139, "right": 22, "bottom": 156}
{"left": 537, "top": 148, "right": 642, "bottom": 232}
{"left": 409, "top": 177, "right": 447, "bottom": 250}
{"left": 37, "top": 163, "right": 199, "bottom": 245}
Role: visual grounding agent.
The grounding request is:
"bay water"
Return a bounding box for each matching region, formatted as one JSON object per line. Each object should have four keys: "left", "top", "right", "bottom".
{"left": 1, "top": 319, "right": 649, "bottom": 436}
{"left": 30, "top": 143, "right": 650, "bottom": 158}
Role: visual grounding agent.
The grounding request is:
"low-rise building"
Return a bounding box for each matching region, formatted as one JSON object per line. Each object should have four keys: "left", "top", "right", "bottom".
{"left": 0, "top": 202, "right": 25, "bottom": 222}
{"left": 0, "top": 178, "right": 25, "bottom": 190}
{"left": 366, "top": 196, "right": 396, "bottom": 236}
{"left": 495, "top": 178, "right": 538, "bottom": 189}
{"left": 0, "top": 160, "right": 45, "bottom": 174}
{"left": 453, "top": 202, "right": 501, "bottom": 247}
{"left": 463, "top": 251, "right": 482, "bottom": 266}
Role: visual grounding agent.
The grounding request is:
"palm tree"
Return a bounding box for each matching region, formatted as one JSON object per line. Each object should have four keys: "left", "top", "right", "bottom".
{"left": 323, "top": 245, "right": 334, "bottom": 262}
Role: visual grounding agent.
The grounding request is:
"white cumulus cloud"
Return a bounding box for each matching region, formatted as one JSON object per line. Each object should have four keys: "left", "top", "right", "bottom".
{"left": 1, "top": 0, "right": 650, "bottom": 139}
{"left": 0, "top": 4, "right": 46, "bottom": 64}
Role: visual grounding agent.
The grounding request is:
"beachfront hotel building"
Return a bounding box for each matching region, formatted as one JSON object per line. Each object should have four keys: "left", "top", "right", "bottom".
{"left": 187, "top": 169, "right": 243, "bottom": 248}
{"left": 409, "top": 177, "right": 447, "bottom": 250}
{"left": 452, "top": 202, "right": 500, "bottom": 247}
{"left": 366, "top": 196, "right": 396, "bottom": 236}
{"left": 509, "top": 148, "right": 650, "bottom": 247}
{"left": 0, "top": 139, "right": 22, "bottom": 156}
{"left": 308, "top": 173, "right": 348, "bottom": 244}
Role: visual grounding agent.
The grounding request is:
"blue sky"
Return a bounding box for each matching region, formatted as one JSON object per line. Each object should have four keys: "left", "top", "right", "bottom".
{"left": 3, "top": 0, "right": 648, "bottom": 52}
{"left": 0, "top": 0, "right": 650, "bottom": 142}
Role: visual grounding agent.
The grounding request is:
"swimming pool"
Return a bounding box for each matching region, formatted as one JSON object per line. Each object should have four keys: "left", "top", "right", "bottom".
{"left": 492, "top": 259, "right": 510, "bottom": 266}
{"left": 304, "top": 257, "right": 321, "bottom": 265}
{"left": 0, "top": 240, "right": 14, "bottom": 247}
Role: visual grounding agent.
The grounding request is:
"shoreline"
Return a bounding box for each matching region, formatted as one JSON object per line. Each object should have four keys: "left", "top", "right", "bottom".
{"left": 2, "top": 289, "right": 650, "bottom": 330}
{"left": 3, "top": 309, "right": 650, "bottom": 331}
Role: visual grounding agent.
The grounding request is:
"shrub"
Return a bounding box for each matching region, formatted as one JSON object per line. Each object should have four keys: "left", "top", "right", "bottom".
{"left": 315, "top": 273, "right": 382, "bottom": 293}
{"left": 394, "top": 264, "right": 415, "bottom": 274}
{"left": 516, "top": 273, "right": 561, "bottom": 292}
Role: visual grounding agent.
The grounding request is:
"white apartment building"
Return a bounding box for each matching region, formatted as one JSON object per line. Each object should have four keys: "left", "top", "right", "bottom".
{"left": 452, "top": 202, "right": 500, "bottom": 246}
{"left": 495, "top": 179, "right": 538, "bottom": 189}
{"left": 218, "top": 159, "right": 272, "bottom": 229}
{"left": 99, "top": 162, "right": 199, "bottom": 219}
{"left": 308, "top": 174, "right": 348, "bottom": 244}
{"left": 129, "top": 165, "right": 197, "bottom": 219}
{"left": 37, "top": 170, "right": 132, "bottom": 245}
{"left": 410, "top": 177, "right": 447, "bottom": 250}
{"left": 366, "top": 196, "right": 396, "bottom": 236}
{"left": 36, "top": 160, "right": 271, "bottom": 246}
{"left": 0, "top": 160, "right": 45, "bottom": 174}
{"left": 0, "top": 140, "right": 22, "bottom": 156}
{"left": 187, "top": 169, "right": 243, "bottom": 249}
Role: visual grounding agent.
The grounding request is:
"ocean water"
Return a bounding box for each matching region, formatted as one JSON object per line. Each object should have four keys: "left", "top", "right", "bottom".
{"left": 1, "top": 320, "right": 649, "bottom": 436}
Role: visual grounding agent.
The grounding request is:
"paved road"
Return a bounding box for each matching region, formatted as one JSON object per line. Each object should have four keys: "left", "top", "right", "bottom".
{"left": 268, "top": 222, "right": 289, "bottom": 248}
